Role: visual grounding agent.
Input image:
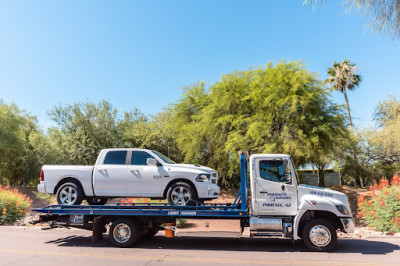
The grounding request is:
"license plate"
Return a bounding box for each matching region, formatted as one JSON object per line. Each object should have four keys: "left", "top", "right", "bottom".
{"left": 70, "top": 215, "right": 84, "bottom": 225}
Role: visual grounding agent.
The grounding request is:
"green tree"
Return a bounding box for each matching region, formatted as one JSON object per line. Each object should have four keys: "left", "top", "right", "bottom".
{"left": 48, "top": 100, "right": 122, "bottom": 165}
{"left": 327, "top": 60, "right": 361, "bottom": 132}
{"left": 0, "top": 102, "right": 42, "bottom": 186}
{"left": 173, "top": 61, "right": 349, "bottom": 188}
{"left": 365, "top": 96, "right": 400, "bottom": 176}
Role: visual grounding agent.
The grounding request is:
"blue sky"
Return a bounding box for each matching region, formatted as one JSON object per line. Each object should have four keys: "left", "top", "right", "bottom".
{"left": 0, "top": 1, "right": 399, "bottom": 130}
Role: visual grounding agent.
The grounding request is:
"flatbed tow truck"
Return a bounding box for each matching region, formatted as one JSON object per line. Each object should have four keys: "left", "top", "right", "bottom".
{"left": 31, "top": 152, "right": 355, "bottom": 252}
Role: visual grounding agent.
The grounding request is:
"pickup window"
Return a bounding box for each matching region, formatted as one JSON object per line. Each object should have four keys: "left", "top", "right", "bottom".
{"left": 131, "top": 151, "right": 155, "bottom": 165}
{"left": 104, "top": 151, "right": 127, "bottom": 165}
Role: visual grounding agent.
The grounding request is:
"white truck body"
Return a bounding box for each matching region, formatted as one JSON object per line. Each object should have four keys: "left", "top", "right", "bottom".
{"left": 38, "top": 148, "right": 220, "bottom": 204}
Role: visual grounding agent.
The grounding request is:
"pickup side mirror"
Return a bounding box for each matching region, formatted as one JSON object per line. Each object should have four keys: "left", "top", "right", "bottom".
{"left": 146, "top": 158, "right": 158, "bottom": 166}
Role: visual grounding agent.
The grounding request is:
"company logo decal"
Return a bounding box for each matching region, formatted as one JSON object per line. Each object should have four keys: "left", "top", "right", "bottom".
{"left": 310, "top": 191, "right": 334, "bottom": 197}
{"left": 260, "top": 192, "right": 292, "bottom": 201}
{"left": 262, "top": 203, "right": 292, "bottom": 207}
{"left": 168, "top": 211, "right": 197, "bottom": 215}
{"left": 268, "top": 192, "right": 292, "bottom": 201}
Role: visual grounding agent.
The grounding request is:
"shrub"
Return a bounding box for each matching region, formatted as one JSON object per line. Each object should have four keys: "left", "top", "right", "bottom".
{"left": 33, "top": 191, "right": 54, "bottom": 204}
{"left": 357, "top": 173, "right": 400, "bottom": 232}
{"left": 0, "top": 185, "right": 32, "bottom": 225}
{"left": 176, "top": 219, "right": 187, "bottom": 228}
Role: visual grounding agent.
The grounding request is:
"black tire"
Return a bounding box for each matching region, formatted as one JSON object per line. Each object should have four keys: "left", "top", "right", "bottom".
{"left": 302, "top": 218, "right": 337, "bottom": 252}
{"left": 142, "top": 226, "right": 159, "bottom": 239}
{"left": 87, "top": 197, "right": 108, "bottom": 205}
{"left": 56, "top": 182, "right": 84, "bottom": 205}
{"left": 109, "top": 218, "right": 141, "bottom": 248}
{"left": 167, "top": 182, "right": 197, "bottom": 206}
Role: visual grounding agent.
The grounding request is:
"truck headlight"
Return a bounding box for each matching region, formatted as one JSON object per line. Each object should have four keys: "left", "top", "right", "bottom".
{"left": 196, "top": 174, "right": 210, "bottom": 182}
{"left": 336, "top": 205, "right": 350, "bottom": 215}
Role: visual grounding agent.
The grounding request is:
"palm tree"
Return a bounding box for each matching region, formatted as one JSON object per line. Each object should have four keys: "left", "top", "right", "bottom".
{"left": 327, "top": 60, "right": 361, "bottom": 132}
{"left": 327, "top": 59, "right": 362, "bottom": 186}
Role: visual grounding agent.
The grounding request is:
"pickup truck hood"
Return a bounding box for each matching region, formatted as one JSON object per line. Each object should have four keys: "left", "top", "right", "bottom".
{"left": 166, "top": 164, "right": 216, "bottom": 174}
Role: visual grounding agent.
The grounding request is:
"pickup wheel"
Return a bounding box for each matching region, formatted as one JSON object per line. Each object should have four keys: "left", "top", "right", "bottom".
{"left": 87, "top": 197, "right": 108, "bottom": 205}
{"left": 56, "top": 182, "right": 84, "bottom": 205}
{"left": 167, "top": 182, "right": 196, "bottom": 206}
{"left": 109, "top": 218, "right": 140, "bottom": 248}
{"left": 302, "top": 219, "right": 337, "bottom": 252}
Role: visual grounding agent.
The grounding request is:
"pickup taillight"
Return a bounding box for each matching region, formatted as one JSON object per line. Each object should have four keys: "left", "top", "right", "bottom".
{"left": 40, "top": 170, "right": 44, "bottom": 182}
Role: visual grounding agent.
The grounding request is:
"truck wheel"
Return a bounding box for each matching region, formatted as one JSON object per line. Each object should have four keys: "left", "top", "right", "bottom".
{"left": 167, "top": 182, "right": 196, "bottom": 206}
{"left": 302, "top": 219, "right": 337, "bottom": 252}
{"left": 87, "top": 197, "right": 108, "bottom": 205}
{"left": 109, "top": 218, "right": 140, "bottom": 248}
{"left": 56, "top": 182, "right": 84, "bottom": 205}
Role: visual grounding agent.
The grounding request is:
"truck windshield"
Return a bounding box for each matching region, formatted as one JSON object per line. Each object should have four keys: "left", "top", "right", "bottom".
{"left": 152, "top": 151, "right": 176, "bottom": 164}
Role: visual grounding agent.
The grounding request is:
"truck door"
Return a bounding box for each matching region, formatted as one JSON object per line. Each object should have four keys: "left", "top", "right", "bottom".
{"left": 126, "top": 150, "right": 168, "bottom": 197}
{"left": 251, "top": 156, "right": 298, "bottom": 216}
{"left": 93, "top": 150, "right": 128, "bottom": 196}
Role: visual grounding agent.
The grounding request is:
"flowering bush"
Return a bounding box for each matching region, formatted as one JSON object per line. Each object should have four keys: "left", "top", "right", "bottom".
{"left": 357, "top": 173, "right": 400, "bottom": 232}
{"left": 0, "top": 185, "right": 32, "bottom": 225}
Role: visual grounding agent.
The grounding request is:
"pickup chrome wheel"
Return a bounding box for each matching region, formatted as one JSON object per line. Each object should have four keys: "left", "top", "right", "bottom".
{"left": 56, "top": 182, "right": 83, "bottom": 205}
{"left": 167, "top": 182, "right": 196, "bottom": 206}
{"left": 302, "top": 219, "right": 337, "bottom": 252}
{"left": 109, "top": 218, "right": 140, "bottom": 248}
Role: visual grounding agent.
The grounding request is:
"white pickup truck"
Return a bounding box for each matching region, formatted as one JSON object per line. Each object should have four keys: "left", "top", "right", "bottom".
{"left": 37, "top": 148, "right": 220, "bottom": 206}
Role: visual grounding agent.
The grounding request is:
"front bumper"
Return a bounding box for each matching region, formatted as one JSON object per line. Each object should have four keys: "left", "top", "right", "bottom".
{"left": 197, "top": 182, "right": 221, "bottom": 199}
{"left": 37, "top": 182, "right": 46, "bottom": 193}
{"left": 340, "top": 218, "right": 355, "bottom": 233}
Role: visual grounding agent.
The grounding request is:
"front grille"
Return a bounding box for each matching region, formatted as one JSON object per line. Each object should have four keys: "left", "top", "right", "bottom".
{"left": 212, "top": 173, "right": 217, "bottom": 177}
{"left": 211, "top": 179, "right": 217, "bottom": 184}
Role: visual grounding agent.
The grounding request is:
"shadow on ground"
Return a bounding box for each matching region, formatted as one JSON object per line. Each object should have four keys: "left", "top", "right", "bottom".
{"left": 45, "top": 234, "right": 400, "bottom": 255}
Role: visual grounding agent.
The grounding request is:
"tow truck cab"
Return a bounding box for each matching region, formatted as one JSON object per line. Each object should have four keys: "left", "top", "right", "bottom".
{"left": 249, "top": 154, "right": 354, "bottom": 244}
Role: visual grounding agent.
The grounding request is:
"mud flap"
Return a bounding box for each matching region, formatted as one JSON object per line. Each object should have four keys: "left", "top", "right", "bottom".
{"left": 92, "top": 216, "right": 106, "bottom": 242}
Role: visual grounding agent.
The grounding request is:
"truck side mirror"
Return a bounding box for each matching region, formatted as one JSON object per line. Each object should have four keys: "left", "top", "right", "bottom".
{"left": 284, "top": 171, "right": 291, "bottom": 183}
{"left": 146, "top": 158, "right": 158, "bottom": 166}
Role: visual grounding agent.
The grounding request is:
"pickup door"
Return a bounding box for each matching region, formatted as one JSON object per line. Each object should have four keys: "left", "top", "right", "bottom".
{"left": 93, "top": 150, "right": 128, "bottom": 196}
{"left": 126, "top": 150, "right": 168, "bottom": 197}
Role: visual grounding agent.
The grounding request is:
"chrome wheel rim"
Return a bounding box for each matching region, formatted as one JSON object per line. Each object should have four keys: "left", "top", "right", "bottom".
{"left": 59, "top": 186, "right": 77, "bottom": 205}
{"left": 309, "top": 225, "right": 331, "bottom": 247}
{"left": 171, "top": 186, "right": 191, "bottom": 206}
{"left": 113, "top": 223, "right": 131, "bottom": 244}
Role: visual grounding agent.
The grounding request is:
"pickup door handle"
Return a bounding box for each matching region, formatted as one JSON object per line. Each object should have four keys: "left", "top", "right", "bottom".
{"left": 130, "top": 170, "right": 139, "bottom": 174}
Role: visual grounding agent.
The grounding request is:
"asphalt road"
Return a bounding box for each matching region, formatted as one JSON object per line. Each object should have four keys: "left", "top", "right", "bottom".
{"left": 0, "top": 227, "right": 400, "bottom": 266}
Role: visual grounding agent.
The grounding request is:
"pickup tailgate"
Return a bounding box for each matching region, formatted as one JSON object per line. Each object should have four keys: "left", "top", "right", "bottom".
{"left": 39, "top": 165, "right": 94, "bottom": 196}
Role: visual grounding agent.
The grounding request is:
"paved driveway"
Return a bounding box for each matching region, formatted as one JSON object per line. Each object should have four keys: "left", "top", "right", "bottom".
{"left": 0, "top": 227, "right": 399, "bottom": 265}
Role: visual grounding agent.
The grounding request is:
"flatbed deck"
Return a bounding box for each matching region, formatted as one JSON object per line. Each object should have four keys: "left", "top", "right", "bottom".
{"left": 32, "top": 202, "right": 248, "bottom": 219}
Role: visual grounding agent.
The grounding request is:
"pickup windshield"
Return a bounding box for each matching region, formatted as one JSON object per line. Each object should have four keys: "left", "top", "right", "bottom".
{"left": 152, "top": 150, "right": 176, "bottom": 164}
